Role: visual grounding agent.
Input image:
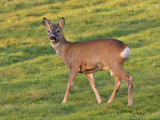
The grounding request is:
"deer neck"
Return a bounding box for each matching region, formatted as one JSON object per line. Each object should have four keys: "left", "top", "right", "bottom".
{"left": 50, "top": 38, "right": 71, "bottom": 62}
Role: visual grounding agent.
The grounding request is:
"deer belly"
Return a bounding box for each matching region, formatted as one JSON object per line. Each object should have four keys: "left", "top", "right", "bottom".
{"left": 79, "top": 62, "right": 107, "bottom": 74}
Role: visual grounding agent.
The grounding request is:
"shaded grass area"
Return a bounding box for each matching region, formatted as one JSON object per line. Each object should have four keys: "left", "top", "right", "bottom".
{"left": 0, "top": 0, "right": 160, "bottom": 119}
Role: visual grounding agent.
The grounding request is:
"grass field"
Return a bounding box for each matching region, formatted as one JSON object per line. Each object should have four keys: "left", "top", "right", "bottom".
{"left": 0, "top": 0, "right": 160, "bottom": 119}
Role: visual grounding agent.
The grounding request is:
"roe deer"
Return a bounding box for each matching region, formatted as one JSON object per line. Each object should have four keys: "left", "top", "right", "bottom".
{"left": 43, "top": 17, "right": 133, "bottom": 106}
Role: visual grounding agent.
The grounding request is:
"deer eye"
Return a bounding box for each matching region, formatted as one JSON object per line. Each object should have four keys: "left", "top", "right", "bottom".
{"left": 48, "top": 30, "right": 50, "bottom": 33}
{"left": 56, "top": 30, "right": 60, "bottom": 33}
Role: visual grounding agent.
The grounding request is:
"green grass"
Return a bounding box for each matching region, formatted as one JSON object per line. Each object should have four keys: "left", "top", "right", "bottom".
{"left": 0, "top": 0, "right": 160, "bottom": 119}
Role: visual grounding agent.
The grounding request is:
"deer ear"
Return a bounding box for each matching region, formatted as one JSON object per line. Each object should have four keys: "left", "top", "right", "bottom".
{"left": 58, "top": 17, "right": 65, "bottom": 28}
{"left": 43, "top": 17, "right": 50, "bottom": 29}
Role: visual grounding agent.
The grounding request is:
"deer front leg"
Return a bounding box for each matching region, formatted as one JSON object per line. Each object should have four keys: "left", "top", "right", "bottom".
{"left": 62, "top": 69, "right": 78, "bottom": 104}
{"left": 86, "top": 73, "right": 102, "bottom": 104}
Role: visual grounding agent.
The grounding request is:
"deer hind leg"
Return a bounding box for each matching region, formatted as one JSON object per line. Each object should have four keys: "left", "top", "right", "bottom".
{"left": 125, "top": 75, "right": 133, "bottom": 106}
{"left": 86, "top": 73, "right": 102, "bottom": 104}
{"left": 121, "top": 71, "right": 133, "bottom": 106}
{"left": 109, "top": 64, "right": 133, "bottom": 106}
{"left": 107, "top": 75, "right": 121, "bottom": 104}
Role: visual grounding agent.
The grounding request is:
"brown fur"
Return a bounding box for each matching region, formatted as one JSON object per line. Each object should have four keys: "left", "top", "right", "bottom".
{"left": 43, "top": 17, "right": 133, "bottom": 106}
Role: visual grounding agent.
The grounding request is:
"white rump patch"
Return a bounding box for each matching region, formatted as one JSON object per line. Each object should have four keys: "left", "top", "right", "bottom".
{"left": 121, "top": 46, "right": 131, "bottom": 58}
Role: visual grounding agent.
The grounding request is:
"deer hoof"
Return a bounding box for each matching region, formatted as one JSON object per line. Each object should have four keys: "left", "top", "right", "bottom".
{"left": 98, "top": 100, "right": 102, "bottom": 104}
{"left": 62, "top": 100, "right": 66, "bottom": 104}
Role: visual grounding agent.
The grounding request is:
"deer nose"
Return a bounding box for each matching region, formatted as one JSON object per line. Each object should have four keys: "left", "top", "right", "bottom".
{"left": 50, "top": 36, "right": 56, "bottom": 40}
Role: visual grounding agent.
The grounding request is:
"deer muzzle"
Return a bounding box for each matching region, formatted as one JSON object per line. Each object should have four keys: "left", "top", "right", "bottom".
{"left": 50, "top": 36, "right": 56, "bottom": 41}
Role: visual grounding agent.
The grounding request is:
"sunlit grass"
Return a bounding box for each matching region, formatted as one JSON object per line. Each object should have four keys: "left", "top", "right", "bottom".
{"left": 0, "top": 0, "right": 160, "bottom": 119}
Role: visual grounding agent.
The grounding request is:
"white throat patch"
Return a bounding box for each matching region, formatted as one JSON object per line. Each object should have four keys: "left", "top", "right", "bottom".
{"left": 50, "top": 42, "right": 60, "bottom": 48}
{"left": 50, "top": 42, "right": 60, "bottom": 54}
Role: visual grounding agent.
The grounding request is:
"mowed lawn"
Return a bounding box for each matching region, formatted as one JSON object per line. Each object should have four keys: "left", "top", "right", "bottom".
{"left": 0, "top": 0, "right": 160, "bottom": 119}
